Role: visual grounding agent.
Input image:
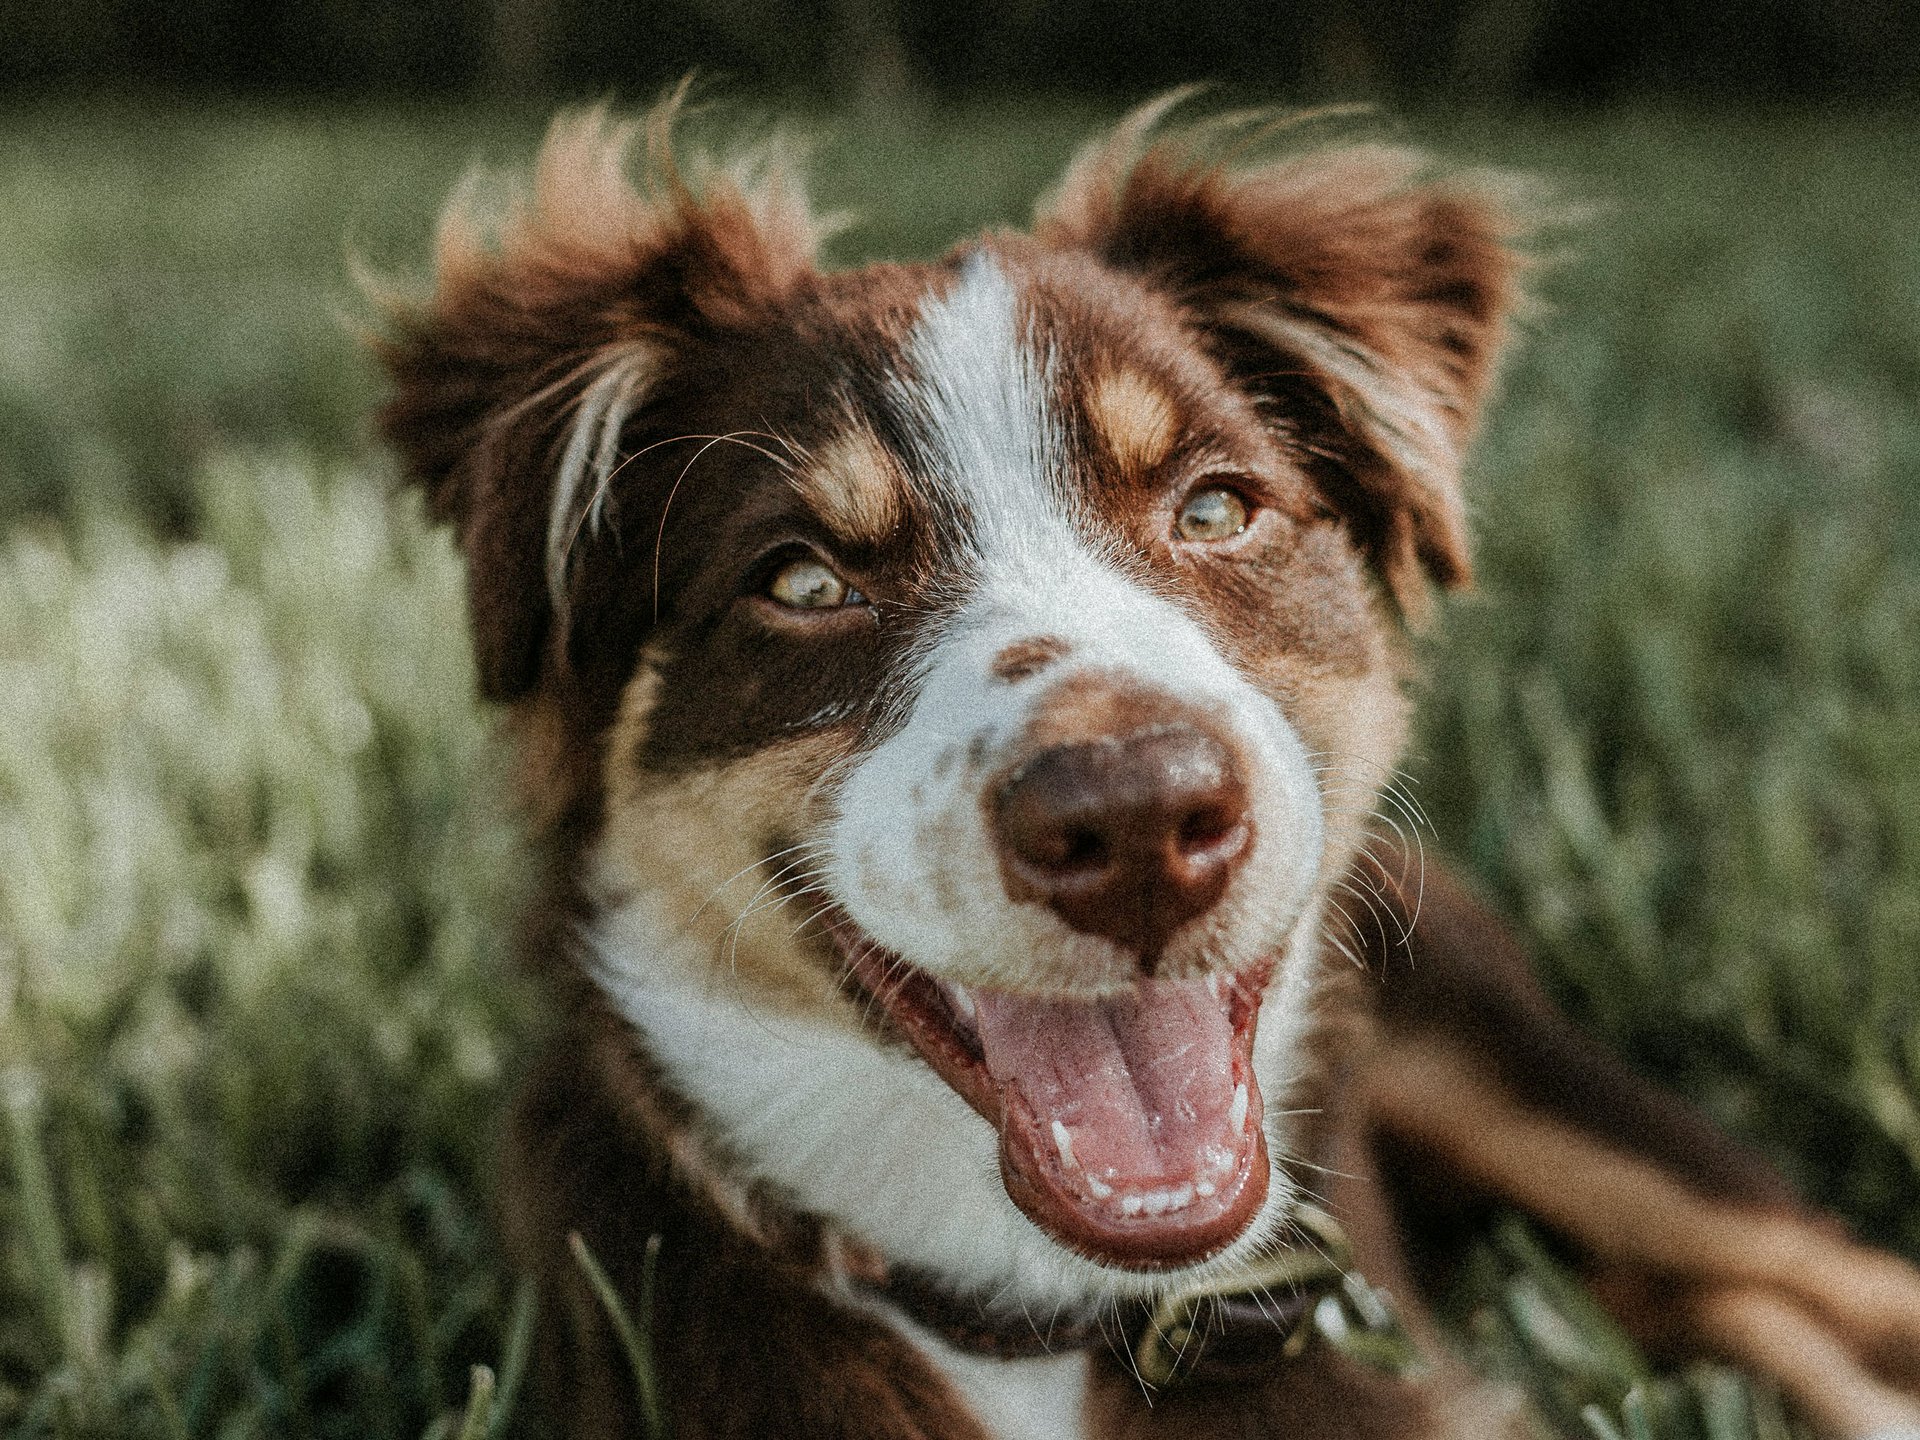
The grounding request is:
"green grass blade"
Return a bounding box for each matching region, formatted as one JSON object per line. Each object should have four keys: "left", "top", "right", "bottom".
{"left": 453, "top": 1365, "right": 495, "bottom": 1440}
{"left": 487, "top": 1279, "right": 537, "bottom": 1438}
{"left": 2, "top": 1073, "right": 72, "bottom": 1359}
{"left": 1693, "top": 1368, "right": 1758, "bottom": 1440}
{"left": 1620, "top": 1385, "right": 1658, "bottom": 1440}
{"left": 569, "top": 1232, "right": 667, "bottom": 1439}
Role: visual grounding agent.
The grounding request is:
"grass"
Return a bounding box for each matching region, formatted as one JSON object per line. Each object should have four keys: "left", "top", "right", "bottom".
{"left": 0, "top": 95, "right": 1916, "bottom": 1437}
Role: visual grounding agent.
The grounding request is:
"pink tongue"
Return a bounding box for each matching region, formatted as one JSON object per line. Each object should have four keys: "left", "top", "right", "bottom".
{"left": 971, "top": 977, "right": 1239, "bottom": 1190}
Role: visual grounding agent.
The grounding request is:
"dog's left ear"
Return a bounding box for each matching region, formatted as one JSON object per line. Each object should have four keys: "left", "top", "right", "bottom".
{"left": 1036, "top": 105, "right": 1532, "bottom": 614}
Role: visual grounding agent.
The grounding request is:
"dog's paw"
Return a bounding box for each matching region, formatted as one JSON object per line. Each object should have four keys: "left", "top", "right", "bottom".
{"left": 1795, "top": 1241, "right": 1920, "bottom": 1384}
{"left": 1689, "top": 1283, "right": 1920, "bottom": 1440}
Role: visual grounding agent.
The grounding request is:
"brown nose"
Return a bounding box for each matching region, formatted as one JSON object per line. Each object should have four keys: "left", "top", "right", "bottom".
{"left": 992, "top": 723, "right": 1251, "bottom": 966}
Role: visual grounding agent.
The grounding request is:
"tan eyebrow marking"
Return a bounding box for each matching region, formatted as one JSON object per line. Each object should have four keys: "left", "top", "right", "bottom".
{"left": 791, "top": 423, "right": 906, "bottom": 545}
{"left": 1087, "top": 369, "right": 1179, "bottom": 474}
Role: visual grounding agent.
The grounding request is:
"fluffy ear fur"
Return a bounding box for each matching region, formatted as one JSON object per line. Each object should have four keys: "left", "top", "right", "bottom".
{"left": 1035, "top": 100, "right": 1532, "bottom": 614}
{"left": 373, "top": 101, "right": 824, "bottom": 700}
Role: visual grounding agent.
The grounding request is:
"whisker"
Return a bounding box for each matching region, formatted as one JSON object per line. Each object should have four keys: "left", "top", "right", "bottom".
{"left": 1327, "top": 875, "right": 1391, "bottom": 948}
{"left": 1336, "top": 863, "right": 1410, "bottom": 951}
{"left": 651, "top": 432, "right": 783, "bottom": 621}
{"left": 1318, "top": 899, "right": 1371, "bottom": 971}
{"left": 683, "top": 841, "right": 816, "bottom": 930}
{"left": 557, "top": 428, "right": 798, "bottom": 599}
{"left": 736, "top": 862, "right": 832, "bottom": 932}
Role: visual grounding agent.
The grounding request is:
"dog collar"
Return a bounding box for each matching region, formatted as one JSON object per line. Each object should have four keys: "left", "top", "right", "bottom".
{"left": 1130, "top": 1202, "right": 1421, "bottom": 1387}
{"left": 858, "top": 1204, "right": 1421, "bottom": 1387}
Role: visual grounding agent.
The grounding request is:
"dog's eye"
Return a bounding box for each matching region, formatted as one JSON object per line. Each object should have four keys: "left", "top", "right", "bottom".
{"left": 766, "top": 556, "right": 862, "bottom": 609}
{"left": 1174, "top": 485, "right": 1250, "bottom": 543}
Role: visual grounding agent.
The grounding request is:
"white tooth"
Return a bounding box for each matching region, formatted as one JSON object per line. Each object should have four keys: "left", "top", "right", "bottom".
{"left": 1085, "top": 1175, "right": 1113, "bottom": 1199}
{"left": 1120, "top": 1195, "right": 1144, "bottom": 1217}
{"left": 1050, "top": 1120, "right": 1078, "bottom": 1171}
{"left": 947, "top": 983, "right": 975, "bottom": 1022}
{"left": 1140, "top": 1185, "right": 1193, "bottom": 1216}
{"left": 1228, "top": 1083, "right": 1249, "bottom": 1135}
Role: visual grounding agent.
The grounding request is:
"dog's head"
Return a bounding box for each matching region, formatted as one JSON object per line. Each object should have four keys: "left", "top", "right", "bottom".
{"left": 380, "top": 100, "right": 1523, "bottom": 1285}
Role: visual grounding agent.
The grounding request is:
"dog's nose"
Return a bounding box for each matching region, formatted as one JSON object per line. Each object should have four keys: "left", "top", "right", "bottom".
{"left": 992, "top": 723, "right": 1251, "bottom": 967}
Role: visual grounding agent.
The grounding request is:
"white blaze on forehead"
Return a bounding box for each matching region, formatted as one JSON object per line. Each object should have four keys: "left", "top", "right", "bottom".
{"left": 826, "top": 249, "right": 1328, "bottom": 995}
{"left": 894, "top": 250, "right": 1067, "bottom": 559}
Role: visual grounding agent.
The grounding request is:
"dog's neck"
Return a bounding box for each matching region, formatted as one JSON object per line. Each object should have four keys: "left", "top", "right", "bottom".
{"left": 581, "top": 868, "right": 1337, "bottom": 1320}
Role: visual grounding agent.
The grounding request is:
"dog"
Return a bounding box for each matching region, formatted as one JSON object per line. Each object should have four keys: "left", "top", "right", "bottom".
{"left": 375, "top": 96, "right": 1920, "bottom": 1439}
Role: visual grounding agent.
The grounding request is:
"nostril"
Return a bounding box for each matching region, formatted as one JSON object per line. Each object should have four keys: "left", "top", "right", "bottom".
{"left": 1176, "top": 803, "right": 1241, "bottom": 855}
{"left": 1060, "top": 828, "right": 1108, "bottom": 870}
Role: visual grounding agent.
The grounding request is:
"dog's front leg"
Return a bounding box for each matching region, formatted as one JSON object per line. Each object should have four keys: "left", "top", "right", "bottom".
{"left": 1353, "top": 851, "right": 1920, "bottom": 1434}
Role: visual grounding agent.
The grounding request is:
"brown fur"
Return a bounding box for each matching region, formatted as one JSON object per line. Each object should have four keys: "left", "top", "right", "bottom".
{"left": 379, "top": 96, "right": 1920, "bottom": 1440}
{"left": 378, "top": 103, "right": 826, "bottom": 702}
{"left": 597, "top": 664, "right": 859, "bottom": 1021}
{"left": 504, "top": 1008, "right": 994, "bottom": 1440}
{"left": 1357, "top": 855, "right": 1920, "bottom": 1427}
{"left": 990, "top": 636, "right": 1072, "bottom": 683}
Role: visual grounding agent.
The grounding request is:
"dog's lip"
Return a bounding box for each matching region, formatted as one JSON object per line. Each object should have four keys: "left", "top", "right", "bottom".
{"left": 825, "top": 911, "right": 1271, "bottom": 1271}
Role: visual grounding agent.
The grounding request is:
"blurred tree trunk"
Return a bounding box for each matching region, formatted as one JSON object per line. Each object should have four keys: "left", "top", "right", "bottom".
{"left": 1298, "top": 1, "right": 1386, "bottom": 98}
{"left": 829, "top": 0, "right": 918, "bottom": 110}
{"left": 1449, "top": 0, "right": 1550, "bottom": 99}
{"left": 484, "top": 0, "right": 564, "bottom": 98}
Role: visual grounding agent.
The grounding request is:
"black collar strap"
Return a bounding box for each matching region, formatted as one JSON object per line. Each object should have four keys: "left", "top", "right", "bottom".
{"left": 862, "top": 1204, "right": 1421, "bottom": 1387}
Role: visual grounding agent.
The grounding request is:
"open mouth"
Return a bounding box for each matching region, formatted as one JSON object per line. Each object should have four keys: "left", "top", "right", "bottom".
{"left": 826, "top": 914, "right": 1271, "bottom": 1271}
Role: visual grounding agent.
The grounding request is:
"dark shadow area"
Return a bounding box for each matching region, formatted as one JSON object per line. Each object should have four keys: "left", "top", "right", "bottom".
{"left": 6, "top": 0, "right": 1918, "bottom": 105}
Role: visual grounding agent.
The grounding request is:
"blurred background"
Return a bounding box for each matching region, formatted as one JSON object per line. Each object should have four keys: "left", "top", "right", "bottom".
{"left": 1, "top": 6, "right": 1917, "bottom": 1439}
{"left": 7, "top": 0, "right": 1920, "bottom": 103}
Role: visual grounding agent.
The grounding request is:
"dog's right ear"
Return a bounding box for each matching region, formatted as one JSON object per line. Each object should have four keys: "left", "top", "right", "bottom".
{"left": 1035, "top": 99, "right": 1533, "bottom": 620}
{"left": 374, "top": 104, "right": 823, "bottom": 701}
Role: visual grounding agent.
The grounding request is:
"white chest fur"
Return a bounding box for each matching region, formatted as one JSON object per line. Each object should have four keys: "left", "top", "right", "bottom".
{"left": 886, "top": 1313, "right": 1092, "bottom": 1440}
{"left": 587, "top": 886, "right": 1324, "bottom": 1318}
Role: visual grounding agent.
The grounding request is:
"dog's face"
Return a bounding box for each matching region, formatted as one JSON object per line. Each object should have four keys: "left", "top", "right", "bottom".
{"left": 381, "top": 105, "right": 1520, "bottom": 1293}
